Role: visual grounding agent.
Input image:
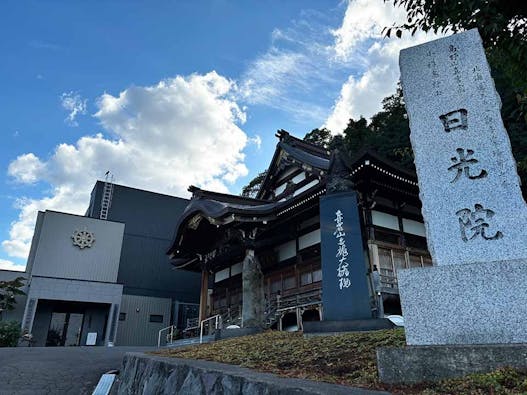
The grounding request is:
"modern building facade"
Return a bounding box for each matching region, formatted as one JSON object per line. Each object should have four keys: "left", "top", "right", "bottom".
{"left": 85, "top": 181, "right": 201, "bottom": 345}
{"left": 0, "top": 182, "right": 200, "bottom": 346}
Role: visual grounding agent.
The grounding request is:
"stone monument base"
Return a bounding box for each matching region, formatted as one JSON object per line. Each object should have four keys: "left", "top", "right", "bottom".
{"left": 303, "top": 319, "right": 394, "bottom": 336}
{"left": 397, "top": 259, "right": 527, "bottom": 345}
{"left": 377, "top": 343, "right": 527, "bottom": 383}
{"left": 214, "top": 327, "right": 262, "bottom": 341}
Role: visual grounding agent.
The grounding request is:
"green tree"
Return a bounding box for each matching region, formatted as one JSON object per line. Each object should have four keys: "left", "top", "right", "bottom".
{"left": 303, "top": 128, "right": 333, "bottom": 149}
{"left": 241, "top": 171, "right": 267, "bottom": 198}
{"left": 0, "top": 321, "right": 21, "bottom": 347}
{"left": 340, "top": 86, "right": 414, "bottom": 170}
{"left": 328, "top": 134, "right": 345, "bottom": 152}
{"left": 369, "top": 87, "right": 413, "bottom": 169}
{"left": 0, "top": 277, "right": 25, "bottom": 317}
{"left": 385, "top": 0, "right": 527, "bottom": 91}
{"left": 343, "top": 116, "right": 371, "bottom": 154}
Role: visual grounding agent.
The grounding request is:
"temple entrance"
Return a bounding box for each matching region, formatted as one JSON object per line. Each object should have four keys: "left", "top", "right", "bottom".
{"left": 46, "top": 312, "right": 84, "bottom": 346}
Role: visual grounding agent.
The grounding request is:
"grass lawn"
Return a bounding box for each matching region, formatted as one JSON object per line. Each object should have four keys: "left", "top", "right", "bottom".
{"left": 154, "top": 329, "right": 527, "bottom": 394}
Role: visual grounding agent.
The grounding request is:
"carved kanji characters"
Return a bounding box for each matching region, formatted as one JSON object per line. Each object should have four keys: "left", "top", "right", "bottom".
{"left": 448, "top": 148, "right": 488, "bottom": 183}
{"left": 455, "top": 204, "right": 503, "bottom": 242}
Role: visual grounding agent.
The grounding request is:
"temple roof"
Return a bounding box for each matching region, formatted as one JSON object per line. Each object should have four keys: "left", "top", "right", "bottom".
{"left": 166, "top": 186, "right": 290, "bottom": 258}
{"left": 256, "top": 130, "right": 330, "bottom": 200}
{"left": 167, "top": 131, "right": 420, "bottom": 269}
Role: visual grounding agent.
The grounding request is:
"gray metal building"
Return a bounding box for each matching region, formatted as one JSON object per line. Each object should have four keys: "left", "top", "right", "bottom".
{"left": 0, "top": 181, "right": 200, "bottom": 347}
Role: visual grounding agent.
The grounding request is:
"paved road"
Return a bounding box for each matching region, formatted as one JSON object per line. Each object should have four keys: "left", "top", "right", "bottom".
{"left": 0, "top": 346, "right": 154, "bottom": 395}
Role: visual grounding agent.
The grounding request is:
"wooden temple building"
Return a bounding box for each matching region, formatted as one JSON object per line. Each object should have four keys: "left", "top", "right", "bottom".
{"left": 167, "top": 130, "right": 431, "bottom": 332}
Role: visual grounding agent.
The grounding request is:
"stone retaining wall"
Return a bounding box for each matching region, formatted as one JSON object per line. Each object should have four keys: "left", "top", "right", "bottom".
{"left": 117, "top": 352, "right": 389, "bottom": 395}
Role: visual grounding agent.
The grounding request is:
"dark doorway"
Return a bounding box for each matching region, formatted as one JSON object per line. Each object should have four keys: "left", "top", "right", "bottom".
{"left": 302, "top": 309, "right": 320, "bottom": 322}
{"left": 46, "top": 312, "right": 84, "bottom": 346}
{"left": 281, "top": 312, "right": 298, "bottom": 331}
{"left": 382, "top": 294, "right": 402, "bottom": 315}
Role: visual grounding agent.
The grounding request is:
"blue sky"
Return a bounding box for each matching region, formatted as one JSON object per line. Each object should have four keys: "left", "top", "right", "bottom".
{"left": 0, "top": 0, "right": 437, "bottom": 270}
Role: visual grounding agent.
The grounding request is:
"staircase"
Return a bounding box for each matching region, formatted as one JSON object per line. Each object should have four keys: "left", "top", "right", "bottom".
{"left": 264, "top": 298, "right": 280, "bottom": 328}
{"left": 220, "top": 306, "right": 242, "bottom": 328}
{"left": 166, "top": 334, "right": 215, "bottom": 348}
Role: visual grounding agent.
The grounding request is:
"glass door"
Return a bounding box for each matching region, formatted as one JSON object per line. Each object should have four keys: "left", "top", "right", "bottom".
{"left": 46, "top": 312, "right": 84, "bottom": 346}
{"left": 64, "top": 313, "right": 83, "bottom": 346}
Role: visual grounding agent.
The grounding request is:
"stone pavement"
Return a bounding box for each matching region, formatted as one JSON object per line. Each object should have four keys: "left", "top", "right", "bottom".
{"left": 0, "top": 346, "right": 154, "bottom": 395}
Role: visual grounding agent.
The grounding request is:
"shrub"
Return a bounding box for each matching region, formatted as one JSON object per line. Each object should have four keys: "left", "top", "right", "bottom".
{"left": 0, "top": 321, "right": 21, "bottom": 347}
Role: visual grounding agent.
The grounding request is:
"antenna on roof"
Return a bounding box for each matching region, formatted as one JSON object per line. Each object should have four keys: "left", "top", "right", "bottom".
{"left": 100, "top": 171, "right": 114, "bottom": 220}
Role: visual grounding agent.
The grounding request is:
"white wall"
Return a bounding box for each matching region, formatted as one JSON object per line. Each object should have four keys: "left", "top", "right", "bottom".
{"left": 31, "top": 211, "right": 125, "bottom": 283}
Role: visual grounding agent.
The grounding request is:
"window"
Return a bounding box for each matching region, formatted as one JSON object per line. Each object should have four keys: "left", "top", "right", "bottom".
{"left": 422, "top": 256, "right": 433, "bottom": 267}
{"left": 408, "top": 254, "right": 422, "bottom": 268}
{"left": 230, "top": 262, "right": 242, "bottom": 276}
{"left": 404, "top": 234, "right": 428, "bottom": 250}
{"left": 149, "top": 314, "right": 163, "bottom": 323}
{"left": 300, "top": 271, "right": 312, "bottom": 286}
{"left": 229, "top": 291, "right": 241, "bottom": 306}
{"left": 371, "top": 211, "right": 400, "bottom": 230}
{"left": 283, "top": 275, "right": 296, "bottom": 290}
{"left": 218, "top": 297, "right": 227, "bottom": 308}
{"left": 374, "top": 228, "right": 401, "bottom": 245}
{"left": 119, "top": 313, "right": 126, "bottom": 321}
{"left": 312, "top": 268, "right": 322, "bottom": 283}
{"left": 214, "top": 267, "right": 230, "bottom": 283}
{"left": 270, "top": 278, "right": 281, "bottom": 293}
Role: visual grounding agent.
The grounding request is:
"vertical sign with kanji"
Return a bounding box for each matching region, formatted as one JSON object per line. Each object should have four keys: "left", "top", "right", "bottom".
{"left": 399, "top": 29, "right": 527, "bottom": 267}
{"left": 320, "top": 191, "right": 371, "bottom": 321}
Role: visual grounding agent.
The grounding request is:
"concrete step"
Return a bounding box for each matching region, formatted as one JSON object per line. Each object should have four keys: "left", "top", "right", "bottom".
{"left": 165, "top": 335, "right": 215, "bottom": 348}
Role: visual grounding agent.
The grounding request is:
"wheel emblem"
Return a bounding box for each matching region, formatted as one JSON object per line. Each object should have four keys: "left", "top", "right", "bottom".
{"left": 72, "top": 228, "right": 95, "bottom": 249}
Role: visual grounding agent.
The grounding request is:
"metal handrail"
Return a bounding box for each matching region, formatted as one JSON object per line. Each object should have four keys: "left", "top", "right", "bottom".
{"left": 200, "top": 314, "right": 222, "bottom": 344}
{"left": 185, "top": 317, "right": 199, "bottom": 330}
{"left": 157, "top": 325, "right": 175, "bottom": 348}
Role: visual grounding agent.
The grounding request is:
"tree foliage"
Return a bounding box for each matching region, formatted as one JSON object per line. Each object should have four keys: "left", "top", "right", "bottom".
{"left": 303, "top": 128, "right": 332, "bottom": 149}
{"left": 339, "top": 86, "right": 414, "bottom": 170}
{"left": 385, "top": 0, "right": 527, "bottom": 111}
{"left": 241, "top": 171, "right": 267, "bottom": 198}
{"left": 0, "top": 321, "right": 21, "bottom": 347}
{"left": 0, "top": 277, "right": 25, "bottom": 314}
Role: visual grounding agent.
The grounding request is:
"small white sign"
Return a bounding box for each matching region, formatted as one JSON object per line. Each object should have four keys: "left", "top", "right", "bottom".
{"left": 86, "top": 332, "right": 97, "bottom": 346}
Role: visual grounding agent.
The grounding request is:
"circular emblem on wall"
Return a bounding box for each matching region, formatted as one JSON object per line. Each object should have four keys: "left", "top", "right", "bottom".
{"left": 72, "top": 228, "right": 95, "bottom": 249}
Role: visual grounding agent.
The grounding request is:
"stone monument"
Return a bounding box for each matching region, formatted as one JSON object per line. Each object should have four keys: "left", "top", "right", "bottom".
{"left": 304, "top": 151, "right": 394, "bottom": 334}
{"left": 377, "top": 29, "right": 527, "bottom": 383}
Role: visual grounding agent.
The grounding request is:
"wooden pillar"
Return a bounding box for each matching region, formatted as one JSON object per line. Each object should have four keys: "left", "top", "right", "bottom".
{"left": 199, "top": 269, "right": 209, "bottom": 322}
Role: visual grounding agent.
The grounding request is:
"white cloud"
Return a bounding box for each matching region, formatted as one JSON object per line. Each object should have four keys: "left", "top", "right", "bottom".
{"left": 0, "top": 259, "right": 25, "bottom": 272}
{"left": 248, "top": 135, "right": 262, "bottom": 150}
{"left": 8, "top": 153, "right": 46, "bottom": 184}
{"left": 4, "top": 71, "right": 250, "bottom": 261}
{"left": 324, "top": 0, "right": 443, "bottom": 133}
{"left": 240, "top": 50, "right": 305, "bottom": 105}
{"left": 332, "top": 0, "right": 407, "bottom": 61}
{"left": 61, "top": 91, "right": 87, "bottom": 126}
{"left": 237, "top": 0, "right": 439, "bottom": 133}
{"left": 239, "top": 10, "right": 340, "bottom": 124}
